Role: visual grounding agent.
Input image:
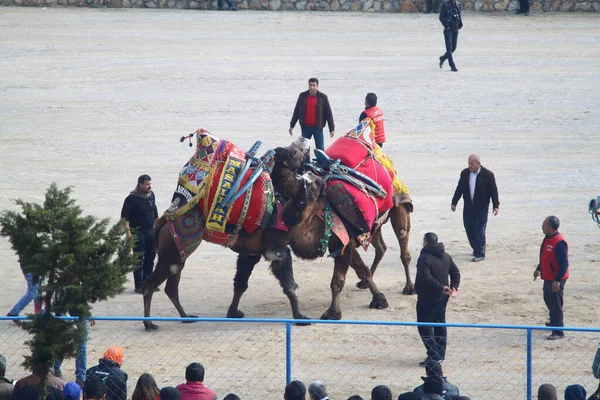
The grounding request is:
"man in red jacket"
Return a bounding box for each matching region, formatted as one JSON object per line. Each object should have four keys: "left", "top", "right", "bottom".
{"left": 534, "top": 215, "right": 569, "bottom": 340}
{"left": 176, "top": 363, "right": 216, "bottom": 400}
{"left": 359, "top": 93, "right": 386, "bottom": 148}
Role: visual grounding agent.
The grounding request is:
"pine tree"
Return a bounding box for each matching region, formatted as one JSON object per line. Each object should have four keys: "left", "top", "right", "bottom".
{"left": 0, "top": 183, "right": 137, "bottom": 400}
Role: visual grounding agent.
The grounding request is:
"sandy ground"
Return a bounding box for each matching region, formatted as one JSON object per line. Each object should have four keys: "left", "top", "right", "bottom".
{"left": 1, "top": 7, "right": 600, "bottom": 399}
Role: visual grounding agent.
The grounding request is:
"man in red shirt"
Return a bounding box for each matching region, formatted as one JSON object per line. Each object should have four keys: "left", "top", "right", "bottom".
{"left": 289, "top": 78, "right": 335, "bottom": 151}
{"left": 359, "top": 92, "right": 386, "bottom": 147}
{"left": 176, "top": 363, "right": 216, "bottom": 400}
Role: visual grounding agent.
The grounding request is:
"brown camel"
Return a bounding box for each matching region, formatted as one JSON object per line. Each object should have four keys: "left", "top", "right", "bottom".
{"left": 355, "top": 203, "right": 415, "bottom": 295}
{"left": 141, "top": 144, "right": 325, "bottom": 331}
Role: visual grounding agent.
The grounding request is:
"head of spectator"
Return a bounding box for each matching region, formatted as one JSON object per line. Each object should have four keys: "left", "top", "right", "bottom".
{"left": 365, "top": 93, "right": 378, "bottom": 108}
{"left": 565, "top": 385, "right": 587, "bottom": 400}
{"left": 63, "top": 382, "right": 83, "bottom": 400}
{"left": 537, "top": 383, "right": 557, "bottom": 400}
{"left": 308, "top": 380, "right": 328, "bottom": 400}
{"left": 371, "top": 385, "right": 392, "bottom": 400}
{"left": 397, "top": 393, "right": 421, "bottom": 400}
{"left": 422, "top": 359, "right": 445, "bottom": 380}
{"left": 223, "top": 394, "right": 240, "bottom": 400}
{"left": 159, "top": 387, "right": 180, "bottom": 400}
{"left": 137, "top": 174, "right": 152, "bottom": 194}
{"left": 347, "top": 396, "right": 364, "bottom": 400}
{"left": 0, "top": 354, "right": 6, "bottom": 378}
{"left": 308, "top": 78, "right": 319, "bottom": 96}
{"left": 185, "top": 363, "right": 205, "bottom": 383}
{"left": 423, "top": 232, "right": 438, "bottom": 248}
{"left": 468, "top": 154, "right": 481, "bottom": 173}
{"left": 285, "top": 380, "right": 307, "bottom": 400}
{"left": 542, "top": 216, "right": 560, "bottom": 236}
{"left": 102, "top": 347, "right": 124, "bottom": 367}
{"left": 423, "top": 375, "right": 444, "bottom": 396}
{"left": 84, "top": 375, "right": 107, "bottom": 400}
{"left": 132, "top": 373, "right": 160, "bottom": 400}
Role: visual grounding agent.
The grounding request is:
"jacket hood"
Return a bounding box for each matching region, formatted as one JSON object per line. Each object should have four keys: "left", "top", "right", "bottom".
{"left": 422, "top": 243, "right": 445, "bottom": 258}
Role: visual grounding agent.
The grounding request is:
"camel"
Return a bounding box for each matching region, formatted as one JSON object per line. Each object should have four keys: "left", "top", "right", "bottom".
{"left": 141, "top": 142, "right": 325, "bottom": 331}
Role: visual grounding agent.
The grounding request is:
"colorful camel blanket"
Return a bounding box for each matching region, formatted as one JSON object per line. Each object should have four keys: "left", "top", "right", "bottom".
{"left": 324, "top": 119, "right": 410, "bottom": 233}
{"left": 165, "top": 129, "right": 275, "bottom": 253}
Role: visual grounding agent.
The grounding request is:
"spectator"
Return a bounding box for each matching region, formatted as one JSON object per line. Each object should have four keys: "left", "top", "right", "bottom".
{"left": 397, "top": 393, "right": 421, "bottom": 400}
{"left": 371, "top": 385, "right": 392, "bottom": 400}
{"left": 132, "top": 374, "right": 160, "bottom": 400}
{"left": 176, "top": 363, "right": 215, "bottom": 400}
{"left": 308, "top": 381, "right": 328, "bottom": 400}
{"left": 565, "top": 385, "right": 587, "bottom": 400}
{"left": 451, "top": 154, "right": 500, "bottom": 261}
{"left": 414, "top": 359, "right": 459, "bottom": 398}
{"left": 415, "top": 232, "right": 460, "bottom": 366}
{"left": 217, "top": 0, "right": 236, "bottom": 10}
{"left": 284, "top": 380, "right": 306, "bottom": 400}
{"left": 159, "top": 387, "right": 180, "bottom": 400}
{"left": 533, "top": 215, "right": 569, "bottom": 340}
{"left": 515, "top": 0, "right": 529, "bottom": 15}
{"left": 63, "top": 382, "right": 83, "bottom": 400}
{"left": 591, "top": 345, "right": 600, "bottom": 400}
{"left": 358, "top": 93, "right": 386, "bottom": 148}
{"left": 121, "top": 174, "right": 159, "bottom": 294}
{"left": 289, "top": 78, "right": 335, "bottom": 152}
{"left": 83, "top": 376, "right": 107, "bottom": 400}
{"left": 438, "top": 0, "right": 463, "bottom": 72}
{"left": 222, "top": 395, "right": 240, "bottom": 400}
{"left": 0, "top": 354, "right": 13, "bottom": 400}
{"left": 422, "top": 375, "right": 444, "bottom": 400}
{"left": 85, "top": 347, "right": 127, "bottom": 400}
{"left": 11, "top": 364, "right": 66, "bottom": 400}
{"left": 537, "top": 384, "right": 557, "bottom": 400}
{"left": 6, "top": 259, "right": 42, "bottom": 325}
{"left": 347, "top": 396, "right": 364, "bottom": 400}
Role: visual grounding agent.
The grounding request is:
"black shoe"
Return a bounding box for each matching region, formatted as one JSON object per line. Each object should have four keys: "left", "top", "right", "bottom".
{"left": 547, "top": 333, "right": 564, "bottom": 340}
{"left": 7, "top": 313, "right": 21, "bottom": 326}
{"left": 523, "top": 11, "right": 529, "bottom": 15}
{"left": 451, "top": 67, "right": 459, "bottom": 72}
{"left": 134, "top": 287, "right": 144, "bottom": 294}
{"left": 439, "top": 57, "right": 444, "bottom": 69}
{"left": 472, "top": 255, "right": 483, "bottom": 261}
{"left": 217, "top": 6, "right": 225, "bottom": 9}
{"left": 545, "top": 321, "right": 551, "bottom": 326}
{"left": 515, "top": 9, "right": 523, "bottom": 13}
{"left": 423, "top": 9, "right": 432, "bottom": 13}
{"left": 419, "top": 357, "right": 444, "bottom": 367}
{"left": 229, "top": 5, "right": 237, "bottom": 10}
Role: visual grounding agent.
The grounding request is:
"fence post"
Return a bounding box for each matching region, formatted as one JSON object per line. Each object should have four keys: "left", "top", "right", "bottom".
{"left": 527, "top": 328, "right": 533, "bottom": 400}
{"left": 286, "top": 322, "right": 292, "bottom": 384}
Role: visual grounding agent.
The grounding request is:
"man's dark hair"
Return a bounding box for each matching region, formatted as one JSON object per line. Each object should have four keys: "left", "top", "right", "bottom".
{"left": 185, "top": 362, "right": 205, "bottom": 382}
{"left": 397, "top": 393, "right": 422, "bottom": 400}
{"left": 285, "top": 380, "right": 307, "bottom": 400}
{"left": 138, "top": 174, "right": 152, "bottom": 184}
{"left": 347, "top": 396, "right": 364, "bottom": 400}
{"left": 538, "top": 383, "right": 557, "bottom": 400}
{"left": 84, "top": 375, "right": 107, "bottom": 400}
{"left": 424, "top": 232, "right": 438, "bottom": 246}
{"left": 371, "top": 385, "right": 392, "bottom": 400}
{"left": 223, "top": 394, "right": 241, "bottom": 400}
{"left": 365, "top": 92, "right": 378, "bottom": 107}
{"left": 308, "top": 77, "right": 319, "bottom": 85}
{"left": 546, "top": 216, "right": 560, "bottom": 231}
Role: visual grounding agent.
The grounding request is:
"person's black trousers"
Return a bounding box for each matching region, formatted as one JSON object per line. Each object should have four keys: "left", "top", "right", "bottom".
{"left": 519, "top": 0, "right": 530, "bottom": 12}
{"left": 440, "top": 29, "right": 459, "bottom": 69}
{"left": 543, "top": 279, "right": 566, "bottom": 336}
{"left": 417, "top": 297, "right": 449, "bottom": 361}
{"left": 133, "top": 228, "right": 156, "bottom": 289}
{"left": 425, "top": 0, "right": 440, "bottom": 12}
{"left": 463, "top": 204, "right": 488, "bottom": 258}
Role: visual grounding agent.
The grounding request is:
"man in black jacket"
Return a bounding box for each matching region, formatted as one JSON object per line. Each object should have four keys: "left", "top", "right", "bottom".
{"left": 415, "top": 232, "right": 460, "bottom": 366}
{"left": 85, "top": 347, "right": 127, "bottom": 400}
{"left": 451, "top": 154, "right": 500, "bottom": 262}
{"left": 438, "top": 0, "right": 463, "bottom": 72}
{"left": 289, "top": 78, "right": 335, "bottom": 152}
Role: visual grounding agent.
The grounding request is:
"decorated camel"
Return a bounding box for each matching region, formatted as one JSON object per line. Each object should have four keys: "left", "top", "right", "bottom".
{"left": 141, "top": 130, "right": 325, "bottom": 331}
{"left": 273, "top": 119, "right": 415, "bottom": 319}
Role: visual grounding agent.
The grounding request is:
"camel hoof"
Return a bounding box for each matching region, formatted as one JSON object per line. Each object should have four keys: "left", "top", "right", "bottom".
{"left": 320, "top": 310, "right": 342, "bottom": 320}
{"left": 402, "top": 284, "right": 416, "bottom": 295}
{"left": 227, "top": 309, "right": 245, "bottom": 319}
{"left": 144, "top": 322, "right": 159, "bottom": 331}
{"left": 369, "top": 293, "right": 389, "bottom": 309}
{"left": 181, "top": 315, "right": 199, "bottom": 323}
{"left": 294, "top": 315, "right": 312, "bottom": 326}
{"left": 355, "top": 280, "right": 368, "bottom": 290}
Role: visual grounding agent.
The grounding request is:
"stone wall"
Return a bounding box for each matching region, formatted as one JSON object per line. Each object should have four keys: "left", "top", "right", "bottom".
{"left": 2, "top": 0, "right": 599, "bottom": 12}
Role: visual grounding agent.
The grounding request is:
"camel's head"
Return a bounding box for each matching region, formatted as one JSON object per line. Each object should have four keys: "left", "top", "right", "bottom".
{"left": 274, "top": 137, "right": 311, "bottom": 172}
{"left": 299, "top": 171, "right": 327, "bottom": 203}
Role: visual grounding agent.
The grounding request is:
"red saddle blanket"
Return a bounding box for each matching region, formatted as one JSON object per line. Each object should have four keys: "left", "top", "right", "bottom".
{"left": 325, "top": 135, "right": 394, "bottom": 233}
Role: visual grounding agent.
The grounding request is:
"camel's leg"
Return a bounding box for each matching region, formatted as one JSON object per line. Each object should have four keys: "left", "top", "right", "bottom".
{"left": 321, "top": 238, "right": 353, "bottom": 320}
{"left": 350, "top": 247, "right": 389, "bottom": 310}
{"left": 227, "top": 254, "right": 261, "bottom": 319}
{"left": 391, "top": 205, "right": 415, "bottom": 295}
{"left": 143, "top": 258, "right": 180, "bottom": 331}
{"left": 266, "top": 246, "right": 310, "bottom": 323}
{"left": 163, "top": 269, "right": 198, "bottom": 323}
{"left": 356, "top": 228, "right": 387, "bottom": 289}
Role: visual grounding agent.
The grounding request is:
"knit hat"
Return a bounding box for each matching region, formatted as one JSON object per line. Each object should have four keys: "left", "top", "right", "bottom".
{"left": 423, "top": 375, "right": 444, "bottom": 395}
{"left": 160, "top": 387, "right": 180, "bottom": 400}
{"left": 63, "top": 382, "right": 82, "bottom": 400}
{"left": 565, "top": 385, "right": 587, "bottom": 400}
{"left": 308, "top": 380, "right": 328, "bottom": 399}
{"left": 102, "top": 346, "right": 124, "bottom": 366}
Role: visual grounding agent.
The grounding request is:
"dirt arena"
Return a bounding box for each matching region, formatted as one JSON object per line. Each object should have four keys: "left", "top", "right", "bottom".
{"left": 1, "top": 7, "right": 600, "bottom": 399}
